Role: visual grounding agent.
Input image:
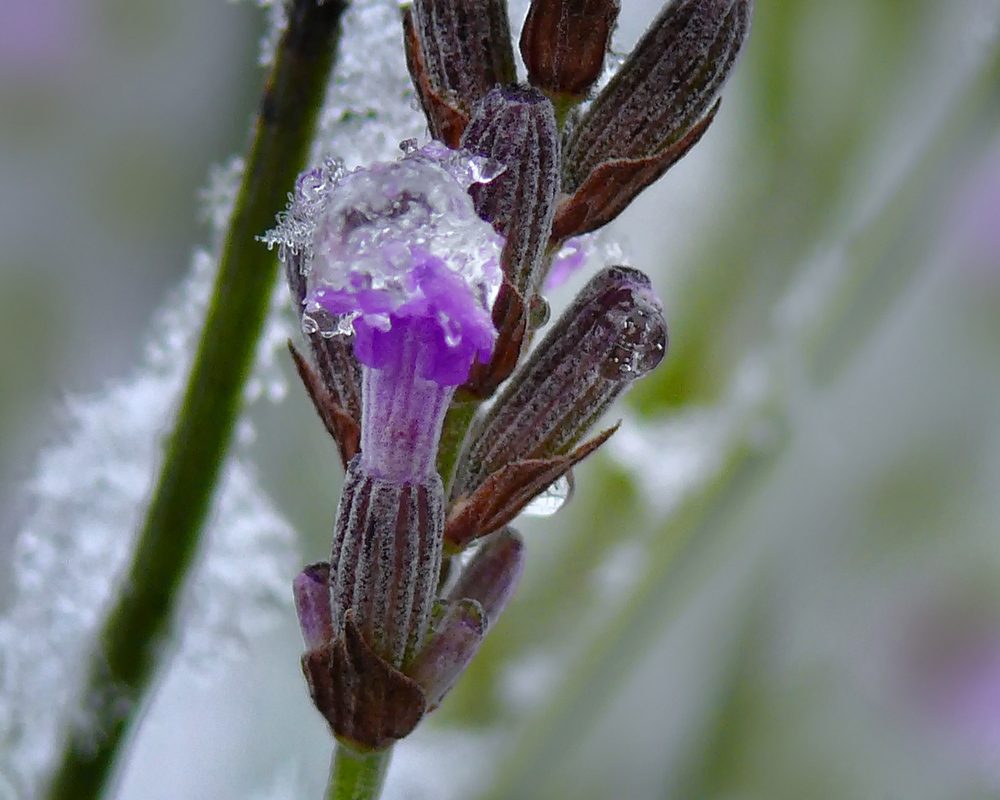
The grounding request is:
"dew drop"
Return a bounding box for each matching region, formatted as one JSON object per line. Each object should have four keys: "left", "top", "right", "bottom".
{"left": 399, "top": 138, "right": 418, "bottom": 154}
{"left": 301, "top": 314, "right": 319, "bottom": 335}
{"left": 528, "top": 295, "right": 551, "bottom": 330}
{"left": 523, "top": 474, "right": 574, "bottom": 517}
{"left": 467, "top": 155, "right": 507, "bottom": 185}
{"left": 599, "top": 344, "right": 633, "bottom": 380}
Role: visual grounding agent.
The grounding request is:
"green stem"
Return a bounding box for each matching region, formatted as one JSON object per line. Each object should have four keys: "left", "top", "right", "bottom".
{"left": 328, "top": 745, "right": 392, "bottom": 800}
{"left": 42, "top": 3, "right": 349, "bottom": 799}
{"left": 437, "top": 396, "right": 480, "bottom": 495}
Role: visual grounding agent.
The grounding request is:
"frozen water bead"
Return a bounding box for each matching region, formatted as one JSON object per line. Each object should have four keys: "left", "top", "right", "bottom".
{"left": 273, "top": 143, "right": 504, "bottom": 316}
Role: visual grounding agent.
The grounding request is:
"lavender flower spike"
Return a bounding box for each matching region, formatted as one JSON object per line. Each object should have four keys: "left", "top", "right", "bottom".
{"left": 267, "top": 142, "right": 505, "bottom": 482}
{"left": 270, "top": 144, "right": 511, "bottom": 748}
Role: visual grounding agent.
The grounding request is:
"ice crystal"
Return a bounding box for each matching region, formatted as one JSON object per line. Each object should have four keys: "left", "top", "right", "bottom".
{"left": 314, "top": 1, "right": 427, "bottom": 167}
{"left": 268, "top": 143, "right": 504, "bottom": 323}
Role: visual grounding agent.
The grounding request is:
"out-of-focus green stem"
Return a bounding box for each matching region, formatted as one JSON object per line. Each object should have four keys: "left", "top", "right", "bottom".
{"left": 437, "top": 396, "right": 480, "bottom": 494}
{"left": 481, "top": 439, "right": 784, "bottom": 800}
{"left": 481, "top": 30, "right": 1000, "bottom": 800}
{"left": 803, "top": 39, "right": 1000, "bottom": 385}
{"left": 42, "top": 3, "right": 349, "bottom": 799}
{"left": 328, "top": 745, "right": 392, "bottom": 800}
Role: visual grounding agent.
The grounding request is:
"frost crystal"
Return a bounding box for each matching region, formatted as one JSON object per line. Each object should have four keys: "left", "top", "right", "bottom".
{"left": 265, "top": 142, "right": 505, "bottom": 386}
{"left": 269, "top": 143, "right": 503, "bottom": 313}
{"left": 0, "top": 251, "right": 296, "bottom": 795}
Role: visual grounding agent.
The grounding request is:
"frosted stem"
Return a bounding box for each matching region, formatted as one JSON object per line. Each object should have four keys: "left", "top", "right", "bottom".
{"left": 41, "top": 3, "right": 349, "bottom": 799}
{"left": 327, "top": 745, "right": 392, "bottom": 800}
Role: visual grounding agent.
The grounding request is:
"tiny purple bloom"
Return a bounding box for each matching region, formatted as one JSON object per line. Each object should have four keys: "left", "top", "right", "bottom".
{"left": 267, "top": 142, "right": 506, "bottom": 481}
{"left": 269, "top": 142, "right": 504, "bottom": 385}
{"left": 545, "top": 236, "right": 589, "bottom": 290}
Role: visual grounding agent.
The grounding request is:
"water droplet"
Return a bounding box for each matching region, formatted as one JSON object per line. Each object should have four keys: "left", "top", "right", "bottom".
{"left": 468, "top": 156, "right": 507, "bottom": 185}
{"left": 301, "top": 314, "right": 319, "bottom": 335}
{"left": 528, "top": 295, "right": 551, "bottom": 330}
{"left": 598, "top": 305, "right": 668, "bottom": 379}
{"left": 523, "top": 474, "right": 574, "bottom": 517}
{"left": 399, "top": 138, "right": 418, "bottom": 154}
{"left": 599, "top": 344, "right": 633, "bottom": 379}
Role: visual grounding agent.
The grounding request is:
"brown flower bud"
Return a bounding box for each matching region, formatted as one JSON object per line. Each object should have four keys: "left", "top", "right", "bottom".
{"left": 462, "top": 85, "right": 561, "bottom": 300}
{"left": 458, "top": 86, "right": 560, "bottom": 397}
{"left": 403, "top": 0, "right": 517, "bottom": 146}
{"left": 520, "top": 0, "right": 620, "bottom": 100}
{"left": 555, "top": 0, "right": 752, "bottom": 242}
{"left": 452, "top": 266, "right": 667, "bottom": 501}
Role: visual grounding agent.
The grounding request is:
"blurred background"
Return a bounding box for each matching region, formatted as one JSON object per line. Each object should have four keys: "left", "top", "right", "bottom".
{"left": 0, "top": 0, "right": 265, "bottom": 580}
{"left": 2, "top": 0, "right": 1000, "bottom": 799}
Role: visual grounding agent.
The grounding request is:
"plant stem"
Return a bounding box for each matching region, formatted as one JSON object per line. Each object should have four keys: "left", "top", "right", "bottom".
{"left": 437, "top": 396, "right": 480, "bottom": 495}
{"left": 42, "top": 3, "right": 349, "bottom": 798}
{"left": 327, "top": 745, "right": 393, "bottom": 800}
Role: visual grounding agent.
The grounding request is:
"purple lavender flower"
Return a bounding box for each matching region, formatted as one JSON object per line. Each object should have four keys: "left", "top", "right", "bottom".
{"left": 271, "top": 0, "right": 748, "bottom": 775}
{"left": 268, "top": 142, "right": 530, "bottom": 751}
{"left": 268, "top": 142, "right": 504, "bottom": 482}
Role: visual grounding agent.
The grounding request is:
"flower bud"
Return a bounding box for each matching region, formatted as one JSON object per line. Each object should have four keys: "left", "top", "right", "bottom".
{"left": 406, "top": 598, "right": 486, "bottom": 709}
{"left": 459, "top": 85, "right": 561, "bottom": 396}
{"left": 293, "top": 562, "right": 334, "bottom": 652}
{"left": 462, "top": 85, "right": 560, "bottom": 300}
{"left": 408, "top": 528, "right": 524, "bottom": 707}
{"left": 520, "top": 0, "right": 620, "bottom": 100}
{"left": 453, "top": 266, "right": 667, "bottom": 499}
{"left": 403, "top": 0, "right": 517, "bottom": 147}
{"left": 446, "top": 527, "right": 525, "bottom": 624}
{"left": 555, "top": 0, "right": 752, "bottom": 242}
{"left": 331, "top": 461, "right": 445, "bottom": 668}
